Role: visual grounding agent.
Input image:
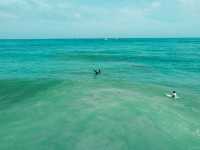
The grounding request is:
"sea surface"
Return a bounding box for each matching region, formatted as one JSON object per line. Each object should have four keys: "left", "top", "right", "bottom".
{"left": 0, "top": 38, "right": 200, "bottom": 150}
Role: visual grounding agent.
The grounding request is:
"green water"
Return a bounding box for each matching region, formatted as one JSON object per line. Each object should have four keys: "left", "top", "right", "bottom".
{"left": 0, "top": 39, "right": 200, "bottom": 150}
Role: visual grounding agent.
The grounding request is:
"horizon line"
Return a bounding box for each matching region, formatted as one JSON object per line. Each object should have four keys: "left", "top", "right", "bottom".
{"left": 0, "top": 37, "right": 200, "bottom": 40}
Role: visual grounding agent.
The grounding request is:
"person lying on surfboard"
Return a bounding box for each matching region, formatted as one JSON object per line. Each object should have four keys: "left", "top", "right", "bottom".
{"left": 172, "top": 91, "right": 177, "bottom": 98}
{"left": 166, "top": 91, "right": 178, "bottom": 99}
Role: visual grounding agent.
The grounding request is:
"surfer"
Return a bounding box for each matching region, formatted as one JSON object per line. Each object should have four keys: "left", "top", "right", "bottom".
{"left": 172, "top": 91, "right": 177, "bottom": 98}
{"left": 166, "top": 90, "right": 178, "bottom": 99}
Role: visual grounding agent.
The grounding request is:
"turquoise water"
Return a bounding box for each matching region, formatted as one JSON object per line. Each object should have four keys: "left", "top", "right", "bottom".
{"left": 0, "top": 38, "right": 200, "bottom": 150}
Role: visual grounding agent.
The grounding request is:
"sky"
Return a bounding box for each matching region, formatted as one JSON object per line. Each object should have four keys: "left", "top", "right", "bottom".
{"left": 0, "top": 0, "right": 200, "bottom": 38}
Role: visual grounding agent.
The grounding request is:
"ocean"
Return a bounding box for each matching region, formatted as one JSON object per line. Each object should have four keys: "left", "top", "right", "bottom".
{"left": 0, "top": 38, "right": 200, "bottom": 150}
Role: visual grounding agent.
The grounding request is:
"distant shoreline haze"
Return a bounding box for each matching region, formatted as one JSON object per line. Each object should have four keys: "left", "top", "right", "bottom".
{"left": 0, "top": 37, "right": 200, "bottom": 40}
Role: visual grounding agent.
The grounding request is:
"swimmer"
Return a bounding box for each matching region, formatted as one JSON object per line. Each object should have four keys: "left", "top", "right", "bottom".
{"left": 94, "top": 69, "right": 101, "bottom": 76}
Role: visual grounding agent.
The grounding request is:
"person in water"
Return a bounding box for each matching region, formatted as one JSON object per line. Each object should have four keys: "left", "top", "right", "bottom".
{"left": 172, "top": 91, "right": 177, "bottom": 98}
{"left": 94, "top": 69, "right": 101, "bottom": 75}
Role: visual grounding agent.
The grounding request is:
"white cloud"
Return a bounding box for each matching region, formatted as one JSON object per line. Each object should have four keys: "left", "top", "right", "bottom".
{"left": 74, "top": 13, "right": 81, "bottom": 19}
{"left": 151, "top": 1, "right": 161, "bottom": 8}
{"left": 0, "top": 11, "right": 17, "bottom": 19}
{"left": 177, "top": 0, "right": 200, "bottom": 15}
{"left": 0, "top": 0, "right": 163, "bottom": 22}
{"left": 118, "top": 1, "right": 161, "bottom": 19}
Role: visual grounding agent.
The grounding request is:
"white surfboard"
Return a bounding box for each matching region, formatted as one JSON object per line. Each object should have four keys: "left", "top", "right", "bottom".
{"left": 165, "top": 93, "right": 180, "bottom": 99}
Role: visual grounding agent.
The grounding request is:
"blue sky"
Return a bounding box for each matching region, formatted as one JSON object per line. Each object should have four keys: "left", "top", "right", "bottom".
{"left": 0, "top": 0, "right": 200, "bottom": 38}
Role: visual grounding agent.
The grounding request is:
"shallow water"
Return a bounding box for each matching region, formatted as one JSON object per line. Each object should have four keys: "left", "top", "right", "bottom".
{"left": 0, "top": 38, "right": 200, "bottom": 150}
